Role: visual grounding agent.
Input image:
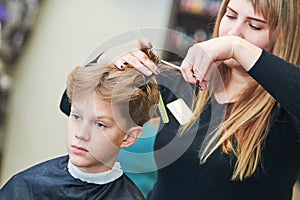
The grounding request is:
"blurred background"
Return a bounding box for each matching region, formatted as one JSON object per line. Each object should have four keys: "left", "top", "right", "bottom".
{"left": 0, "top": 0, "right": 298, "bottom": 199}
{"left": 0, "top": 0, "right": 173, "bottom": 188}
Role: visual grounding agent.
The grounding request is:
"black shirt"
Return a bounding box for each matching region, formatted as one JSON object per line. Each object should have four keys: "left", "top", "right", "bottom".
{"left": 0, "top": 155, "right": 145, "bottom": 200}
{"left": 147, "top": 50, "right": 300, "bottom": 200}
{"left": 58, "top": 50, "right": 300, "bottom": 200}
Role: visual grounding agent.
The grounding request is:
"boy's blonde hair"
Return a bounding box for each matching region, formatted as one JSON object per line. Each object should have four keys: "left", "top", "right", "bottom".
{"left": 66, "top": 49, "right": 160, "bottom": 128}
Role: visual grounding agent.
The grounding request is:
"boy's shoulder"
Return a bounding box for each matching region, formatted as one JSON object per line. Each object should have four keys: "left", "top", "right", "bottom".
{"left": 15, "top": 155, "right": 69, "bottom": 178}
{"left": 107, "top": 174, "right": 146, "bottom": 200}
{"left": 2, "top": 155, "right": 69, "bottom": 188}
{"left": 1, "top": 156, "right": 145, "bottom": 200}
{"left": 0, "top": 155, "right": 70, "bottom": 199}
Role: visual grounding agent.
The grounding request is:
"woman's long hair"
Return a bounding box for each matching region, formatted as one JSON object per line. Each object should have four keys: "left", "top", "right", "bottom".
{"left": 184, "top": 0, "right": 300, "bottom": 180}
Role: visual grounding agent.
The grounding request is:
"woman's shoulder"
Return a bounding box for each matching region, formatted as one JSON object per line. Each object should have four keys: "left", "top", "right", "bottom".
{"left": 269, "top": 106, "right": 300, "bottom": 144}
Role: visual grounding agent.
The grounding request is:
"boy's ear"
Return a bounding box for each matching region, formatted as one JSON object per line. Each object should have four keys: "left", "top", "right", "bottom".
{"left": 120, "top": 126, "right": 143, "bottom": 148}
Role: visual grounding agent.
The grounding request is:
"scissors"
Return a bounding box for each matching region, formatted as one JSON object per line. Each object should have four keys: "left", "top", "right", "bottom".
{"left": 160, "top": 59, "right": 209, "bottom": 81}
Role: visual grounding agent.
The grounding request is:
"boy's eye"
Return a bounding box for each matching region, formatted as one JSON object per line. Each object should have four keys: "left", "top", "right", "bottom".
{"left": 96, "top": 122, "right": 106, "bottom": 128}
{"left": 71, "top": 114, "right": 80, "bottom": 120}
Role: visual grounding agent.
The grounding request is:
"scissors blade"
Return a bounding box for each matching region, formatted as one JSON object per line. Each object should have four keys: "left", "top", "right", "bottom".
{"left": 160, "top": 59, "right": 181, "bottom": 70}
{"left": 161, "top": 59, "right": 198, "bottom": 77}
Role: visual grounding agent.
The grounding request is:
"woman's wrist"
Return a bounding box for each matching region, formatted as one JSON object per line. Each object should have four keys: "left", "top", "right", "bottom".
{"left": 232, "top": 36, "right": 262, "bottom": 71}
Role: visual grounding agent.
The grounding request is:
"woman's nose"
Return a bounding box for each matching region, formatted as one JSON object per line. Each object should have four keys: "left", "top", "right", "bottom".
{"left": 227, "top": 21, "right": 244, "bottom": 38}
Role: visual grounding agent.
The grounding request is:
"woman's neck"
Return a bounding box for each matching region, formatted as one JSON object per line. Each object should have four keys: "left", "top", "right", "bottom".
{"left": 214, "top": 68, "right": 255, "bottom": 104}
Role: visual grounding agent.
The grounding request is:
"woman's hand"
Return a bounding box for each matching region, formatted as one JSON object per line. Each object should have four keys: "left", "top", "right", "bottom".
{"left": 97, "top": 39, "right": 158, "bottom": 76}
{"left": 180, "top": 36, "right": 262, "bottom": 89}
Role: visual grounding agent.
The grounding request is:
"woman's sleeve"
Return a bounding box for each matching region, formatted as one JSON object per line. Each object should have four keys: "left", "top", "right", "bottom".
{"left": 248, "top": 50, "right": 300, "bottom": 120}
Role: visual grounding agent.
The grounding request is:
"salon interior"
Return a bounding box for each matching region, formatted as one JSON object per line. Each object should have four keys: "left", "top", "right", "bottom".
{"left": 0, "top": 0, "right": 299, "bottom": 199}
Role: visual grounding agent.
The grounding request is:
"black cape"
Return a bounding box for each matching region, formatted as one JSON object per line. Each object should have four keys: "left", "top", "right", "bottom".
{"left": 0, "top": 155, "right": 145, "bottom": 200}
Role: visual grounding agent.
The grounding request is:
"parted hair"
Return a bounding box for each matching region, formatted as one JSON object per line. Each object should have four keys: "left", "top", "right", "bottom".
{"left": 66, "top": 49, "right": 160, "bottom": 127}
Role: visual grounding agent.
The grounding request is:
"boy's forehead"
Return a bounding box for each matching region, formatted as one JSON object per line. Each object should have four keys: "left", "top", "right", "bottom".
{"left": 72, "top": 93, "right": 130, "bottom": 128}
{"left": 72, "top": 96, "right": 111, "bottom": 115}
{"left": 74, "top": 95, "right": 126, "bottom": 119}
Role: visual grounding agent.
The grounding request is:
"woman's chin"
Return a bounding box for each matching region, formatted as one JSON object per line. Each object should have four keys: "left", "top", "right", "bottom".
{"left": 223, "top": 58, "right": 239, "bottom": 67}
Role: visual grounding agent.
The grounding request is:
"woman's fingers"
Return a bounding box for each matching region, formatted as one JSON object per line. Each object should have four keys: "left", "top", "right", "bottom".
{"left": 113, "top": 58, "right": 126, "bottom": 70}
{"left": 180, "top": 43, "right": 216, "bottom": 90}
{"left": 130, "top": 50, "right": 158, "bottom": 75}
{"left": 120, "top": 53, "right": 153, "bottom": 76}
{"left": 97, "top": 39, "right": 144, "bottom": 65}
{"left": 180, "top": 58, "right": 197, "bottom": 84}
{"left": 98, "top": 39, "right": 156, "bottom": 76}
{"left": 112, "top": 52, "right": 156, "bottom": 76}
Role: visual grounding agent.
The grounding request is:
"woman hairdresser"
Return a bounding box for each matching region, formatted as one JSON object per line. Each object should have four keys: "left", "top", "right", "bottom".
{"left": 61, "top": 0, "right": 300, "bottom": 199}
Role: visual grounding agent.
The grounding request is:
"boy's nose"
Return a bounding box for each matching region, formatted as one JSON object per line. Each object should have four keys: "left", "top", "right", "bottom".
{"left": 75, "top": 122, "right": 91, "bottom": 141}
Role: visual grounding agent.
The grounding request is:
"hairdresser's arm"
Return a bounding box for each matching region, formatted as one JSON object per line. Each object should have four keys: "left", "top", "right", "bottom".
{"left": 248, "top": 50, "right": 300, "bottom": 120}
{"left": 181, "top": 36, "right": 300, "bottom": 119}
{"left": 180, "top": 36, "right": 262, "bottom": 86}
{"left": 96, "top": 39, "right": 158, "bottom": 75}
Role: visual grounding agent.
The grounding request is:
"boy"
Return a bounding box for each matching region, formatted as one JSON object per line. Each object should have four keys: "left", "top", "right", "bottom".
{"left": 0, "top": 60, "right": 160, "bottom": 199}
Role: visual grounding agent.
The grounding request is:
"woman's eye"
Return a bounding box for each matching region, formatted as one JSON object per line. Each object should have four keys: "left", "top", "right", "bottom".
{"left": 226, "top": 14, "right": 236, "bottom": 19}
{"left": 249, "top": 24, "right": 261, "bottom": 30}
